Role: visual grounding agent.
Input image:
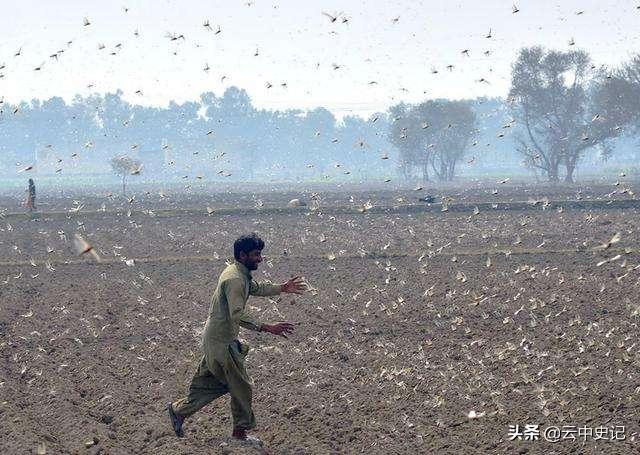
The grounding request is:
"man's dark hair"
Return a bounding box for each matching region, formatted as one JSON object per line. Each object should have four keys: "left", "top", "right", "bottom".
{"left": 234, "top": 233, "right": 265, "bottom": 260}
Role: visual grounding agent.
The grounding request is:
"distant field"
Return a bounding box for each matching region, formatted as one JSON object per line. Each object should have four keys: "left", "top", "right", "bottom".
{"left": 1, "top": 167, "right": 637, "bottom": 196}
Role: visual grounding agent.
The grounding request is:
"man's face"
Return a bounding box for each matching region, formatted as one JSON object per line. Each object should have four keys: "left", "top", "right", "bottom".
{"left": 240, "top": 249, "right": 263, "bottom": 271}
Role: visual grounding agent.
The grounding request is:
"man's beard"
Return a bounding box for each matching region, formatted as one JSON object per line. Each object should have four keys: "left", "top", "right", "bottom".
{"left": 247, "top": 261, "right": 259, "bottom": 270}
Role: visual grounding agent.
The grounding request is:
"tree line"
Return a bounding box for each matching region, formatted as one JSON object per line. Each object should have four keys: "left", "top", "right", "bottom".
{"left": 1, "top": 46, "right": 639, "bottom": 184}
{"left": 393, "top": 47, "right": 640, "bottom": 183}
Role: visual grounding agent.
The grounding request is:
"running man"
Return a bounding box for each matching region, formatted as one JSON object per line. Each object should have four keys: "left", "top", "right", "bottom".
{"left": 167, "top": 233, "right": 306, "bottom": 442}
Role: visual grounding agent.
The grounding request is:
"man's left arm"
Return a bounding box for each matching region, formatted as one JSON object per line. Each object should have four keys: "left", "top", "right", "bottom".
{"left": 250, "top": 275, "right": 308, "bottom": 297}
{"left": 249, "top": 279, "right": 282, "bottom": 297}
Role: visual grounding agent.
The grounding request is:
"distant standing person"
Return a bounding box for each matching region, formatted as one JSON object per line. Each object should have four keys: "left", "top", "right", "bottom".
{"left": 167, "top": 233, "right": 306, "bottom": 443}
{"left": 25, "top": 178, "right": 36, "bottom": 212}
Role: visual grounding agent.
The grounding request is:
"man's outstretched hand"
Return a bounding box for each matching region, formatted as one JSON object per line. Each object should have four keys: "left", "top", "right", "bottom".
{"left": 262, "top": 322, "right": 295, "bottom": 338}
{"left": 281, "top": 276, "right": 306, "bottom": 294}
{"left": 265, "top": 277, "right": 304, "bottom": 338}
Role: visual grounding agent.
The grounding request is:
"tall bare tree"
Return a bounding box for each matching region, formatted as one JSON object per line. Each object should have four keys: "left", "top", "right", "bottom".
{"left": 389, "top": 103, "right": 422, "bottom": 181}
{"left": 110, "top": 155, "right": 142, "bottom": 196}
{"left": 509, "top": 47, "right": 623, "bottom": 183}
{"left": 389, "top": 100, "right": 475, "bottom": 182}
{"left": 594, "top": 55, "right": 640, "bottom": 137}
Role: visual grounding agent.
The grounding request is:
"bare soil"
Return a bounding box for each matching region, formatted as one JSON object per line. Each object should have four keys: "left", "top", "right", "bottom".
{"left": 1, "top": 185, "right": 639, "bottom": 454}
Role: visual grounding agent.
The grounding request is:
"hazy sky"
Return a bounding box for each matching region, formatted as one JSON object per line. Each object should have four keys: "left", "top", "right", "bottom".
{"left": 1, "top": 0, "right": 638, "bottom": 117}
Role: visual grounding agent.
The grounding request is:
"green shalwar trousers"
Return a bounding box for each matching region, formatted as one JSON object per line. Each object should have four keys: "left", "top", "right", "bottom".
{"left": 172, "top": 340, "right": 256, "bottom": 429}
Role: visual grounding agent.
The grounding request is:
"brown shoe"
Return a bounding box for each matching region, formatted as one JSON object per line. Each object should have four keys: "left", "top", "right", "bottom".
{"left": 232, "top": 427, "right": 246, "bottom": 439}
{"left": 231, "top": 427, "right": 262, "bottom": 445}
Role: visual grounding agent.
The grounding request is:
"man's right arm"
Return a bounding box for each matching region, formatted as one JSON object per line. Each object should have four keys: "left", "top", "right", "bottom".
{"left": 224, "top": 278, "right": 263, "bottom": 332}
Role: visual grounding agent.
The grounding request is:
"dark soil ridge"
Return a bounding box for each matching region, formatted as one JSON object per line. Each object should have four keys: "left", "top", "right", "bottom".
{"left": 2, "top": 197, "right": 639, "bottom": 222}
{"left": 0, "top": 246, "right": 632, "bottom": 269}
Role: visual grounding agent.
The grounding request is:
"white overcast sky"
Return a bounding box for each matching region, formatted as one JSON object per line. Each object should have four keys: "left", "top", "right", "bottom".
{"left": 0, "top": 0, "right": 638, "bottom": 117}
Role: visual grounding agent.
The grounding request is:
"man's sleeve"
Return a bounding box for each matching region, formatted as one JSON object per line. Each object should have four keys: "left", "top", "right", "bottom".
{"left": 249, "top": 279, "right": 282, "bottom": 297}
{"left": 225, "top": 278, "right": 263, "bottom": 332}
